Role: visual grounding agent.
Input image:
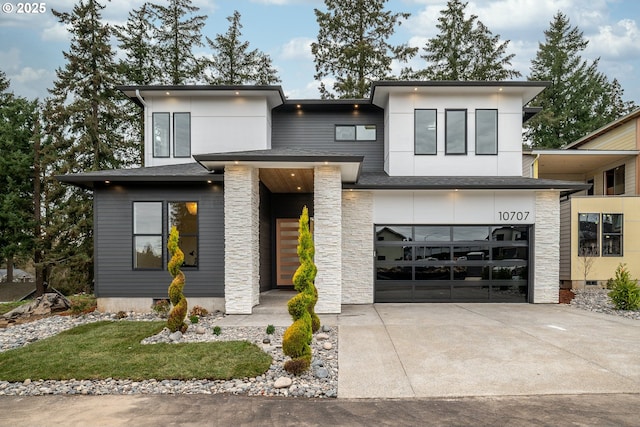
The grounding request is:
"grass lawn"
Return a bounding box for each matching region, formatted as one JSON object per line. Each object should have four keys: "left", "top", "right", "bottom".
{"left": 0, "top": 321, "right": 272, "bottom": 382}
{"left": 0, "top": 300, "right": 30, "bottom": 316}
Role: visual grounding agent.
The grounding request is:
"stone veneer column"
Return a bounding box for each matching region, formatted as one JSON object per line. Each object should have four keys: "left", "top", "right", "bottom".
{"left": 342, "top": 191, "right": 374, "bottom": 303}
{"left": 314, "top": 166, "right": 342, "bottom": 313}
{"left": 534, "top": 191, "right": 560, "bottom": 303}
{"left": 224, "top": 165, "right": 260, "bottom": 314}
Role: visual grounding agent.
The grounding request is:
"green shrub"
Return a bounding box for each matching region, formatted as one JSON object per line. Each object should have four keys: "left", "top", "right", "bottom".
{"left": 213, "top": 326, "right": 221, "bottom": 336}
{"left": 167, "top": 226, "right": 188, "bottom": 333}
{"left": 608, "top": 264, "right": 640, "bottom": 311}
{"left": 152, "top": 299, "right": 170, "bottom": 317}
{"left": 190, "top": 315, "right": 199, "bottom": 324}
{"left": 266, "top": 324, "right": 275, "bottom": 335}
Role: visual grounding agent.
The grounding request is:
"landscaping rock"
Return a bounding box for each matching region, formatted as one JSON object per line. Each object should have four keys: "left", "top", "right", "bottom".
{"left": 321, "top": 325, "right": 331, "bottom": 333}
{"left": 322, "top": 342, "right": 333, "bottom": 350}
{"left": 2, "top": 293, "right": 70, "bottom": 320}
{"left": 168, "top": 331, "right": 183, "bottom": 342}
{"left": 274, "top": 377, "right": 292, "bottom": 389}
{"left": 195, "top": 326, "right": 206, "bottom": 335}
{"left": 315, "top": 333, "right": 329, "bottom": 341}
{"left": 314, "top": 367, "right": 329, "bottom": 379}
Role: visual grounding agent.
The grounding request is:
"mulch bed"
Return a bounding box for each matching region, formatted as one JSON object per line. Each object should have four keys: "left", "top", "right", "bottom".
{"left": 559, "top": 289, "right": 575, "bottom": 304}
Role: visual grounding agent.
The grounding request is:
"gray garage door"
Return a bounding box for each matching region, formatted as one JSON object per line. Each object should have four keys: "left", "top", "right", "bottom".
{"left": 374, "top": 225, "right": 530, "bottom": 303}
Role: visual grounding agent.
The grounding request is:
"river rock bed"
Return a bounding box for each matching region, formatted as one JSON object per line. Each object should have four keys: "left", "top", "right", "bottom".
{"left": 569, "top": 288, "right": 640, "bottom": 320}
{"left": 0, "top": 312, "right": 338, "bottom": 398}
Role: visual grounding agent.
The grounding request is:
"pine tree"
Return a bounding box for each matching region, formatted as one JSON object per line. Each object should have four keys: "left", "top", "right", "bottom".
{"left": 150, "top": 0, "right": 207, "bottom": 85}
{"left": 408, "top": 0, "right": 520, "bottom": 81}
{"left": 43, "top": 0, "right": 137, "bottom": 292}
{"left": 526, "top": 12, "right": 636, "bottom": 148}
{"left": 312, "top": 0, "right": 417, "bottom": 99}
{"left": 205, "top": 10, "right": 280, "bottom": 85}
{"left": 114, "top": 3, "right": 158, "bottom": 85}
{"left": 0, "top": 71, "right": 37, "bottom": 284}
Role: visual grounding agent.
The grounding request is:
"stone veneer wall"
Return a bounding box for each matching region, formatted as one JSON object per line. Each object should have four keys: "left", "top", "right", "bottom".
{"left": 314, "top": 166, "right": 342, "bottom": 313}
{"left": 224, "top": 165, "right": 260, "bottom": 314}
{"left": 534, "top": 191, "right": 560, "bottom": 303}
{"left": 342, "top": 191, "right": 374, "bottom": 303}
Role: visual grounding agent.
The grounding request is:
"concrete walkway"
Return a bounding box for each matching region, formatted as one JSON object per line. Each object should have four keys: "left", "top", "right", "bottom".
{"left": 220, "top": 291, "right": 640, "bottom": 399}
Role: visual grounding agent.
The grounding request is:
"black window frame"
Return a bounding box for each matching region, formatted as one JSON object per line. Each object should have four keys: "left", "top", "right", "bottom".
{"left": 475, "top": 109, "right": 498, "bottom": 155}
{"left": 415, "top": 109, "right": 437, "bottom": 155}
{"left": 334, "top": 124, "right": 377, "bottom": 141}
{"left": 445, "top": 109, "right": 467, "bottom": 155}
{"left": 602, "top": 213, "right": 623, "bottom": 257}
{"left": 152, "top": 112, "right": 170, "bottom": 158}
{"left": 132, "top": 201, "right": 164, "bottom": 270}
{"left": 173, "top": 112, "right": 191, "bottom": 158}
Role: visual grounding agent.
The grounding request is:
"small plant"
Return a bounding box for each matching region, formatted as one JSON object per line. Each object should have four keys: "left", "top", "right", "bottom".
{"left": 152, "top": 299, "right": 170, "bottom": 318}
{"left": 608, "top": 264, "right": 640, "bottom": 311}
{"left": 213, "top": 326, "right": 221, "bottom": 336}
{"left": 190, "top": 315, "right": 199, "bottom": 324}
{"left": 189, "top": 305, "right": 209, "bottom": 317}
{"left": 266, "top": 324, "right": 275, "bottom": 335}
{"left": 116, "top": 311, "right": 128, "bottom": 319}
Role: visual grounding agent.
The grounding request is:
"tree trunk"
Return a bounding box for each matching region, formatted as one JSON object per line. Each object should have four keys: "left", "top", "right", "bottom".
{"left": 33, "top": 114, "right": 46, "bottom": 297}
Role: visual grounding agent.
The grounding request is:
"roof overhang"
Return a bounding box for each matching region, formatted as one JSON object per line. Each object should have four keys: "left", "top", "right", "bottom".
{"left": 370, "top": 81, "right": 550, "bottom": 108}
{"left": 117, "top": 85, "right": 286, "bottom": 109}
{"left": 529, "top": 149, "right": 640, "bottom": 175}
{"left": 194, "top": 149, "right": 363, "bottom": 183}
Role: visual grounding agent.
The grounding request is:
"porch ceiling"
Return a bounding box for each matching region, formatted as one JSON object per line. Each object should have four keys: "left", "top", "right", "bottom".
{"left": 259, "top": 168, "right": 314, "bottom": 193}
{"left": 532, "top": 150, "right": 639, "bottom": 175}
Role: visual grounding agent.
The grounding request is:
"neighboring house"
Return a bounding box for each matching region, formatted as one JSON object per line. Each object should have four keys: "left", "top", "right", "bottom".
{"left": 526, "top": 108, "right": 640, "bottom": 288}
{"left": 59, "top": 81, "right": 586, "bottom": 314}
{"left": 0, "top": 269, "right": 34, "bottom": 283}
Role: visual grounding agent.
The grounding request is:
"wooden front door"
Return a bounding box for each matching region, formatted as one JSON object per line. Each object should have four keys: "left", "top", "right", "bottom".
{"left": 276, "top": 218, "right": 300, "bottom": 287}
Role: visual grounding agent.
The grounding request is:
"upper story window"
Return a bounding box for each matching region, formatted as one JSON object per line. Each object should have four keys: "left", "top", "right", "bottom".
{"left": 173, "top": 113, "right": 191, "bottom": 158}
{"left": 335, "top": 124, "right": 376, "bottom": 141}
{"left": 153, "top": 112, "right": 191, "bottom": 158}
{"left": 605, "top": 165, "right": 625, "bottom": 195}
{"left": 475, "top": 109, "right": 498, "bottom": 155}
{"left": 445, "top": 109, "right": 467, "bottom": 154}
{"left": 153, "top": 113, "right": 170, "bottom": 158}
{"left": 415, "top": 109, "right": 437, "bottom": 155}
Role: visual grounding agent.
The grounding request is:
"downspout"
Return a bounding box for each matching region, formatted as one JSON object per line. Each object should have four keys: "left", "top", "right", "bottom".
{"left": 135, "top": 90, "right": 148, "bottom": 167}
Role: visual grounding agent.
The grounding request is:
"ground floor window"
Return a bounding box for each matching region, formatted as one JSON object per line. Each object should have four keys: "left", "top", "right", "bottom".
{"left": 375, "top": 225, "right": 529, "bottom": 302}
{"left": 133, "top": 201, "right": 199, "bottom": 270}
{"left": 579, "top": 213, "right": 623, "bottom": 257}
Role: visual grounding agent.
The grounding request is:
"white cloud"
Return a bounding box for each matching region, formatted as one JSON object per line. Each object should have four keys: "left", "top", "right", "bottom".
{"left": 280, "top": 37, "right": 314, "bottom": 60}
{"left": 11, "top": 66, "right": 50, "bottom": 83}
{"left": 587, "top": 19, "right": 640, "bottom": 59}
{"left": 41, "top": 22, "right": 70, "bottom": 42}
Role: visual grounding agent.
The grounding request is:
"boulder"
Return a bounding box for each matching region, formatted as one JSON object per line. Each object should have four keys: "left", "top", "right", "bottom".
{"left": 2, "top": 293, "right": 71, "bottom": 320}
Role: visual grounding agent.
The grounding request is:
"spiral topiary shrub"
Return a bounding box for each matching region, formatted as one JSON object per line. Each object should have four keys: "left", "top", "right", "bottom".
{"left": 167, "top": 226, "right": 188, "bottom": 333}
{"left": 282, "top": 206, "right": 319, "bottom": 374}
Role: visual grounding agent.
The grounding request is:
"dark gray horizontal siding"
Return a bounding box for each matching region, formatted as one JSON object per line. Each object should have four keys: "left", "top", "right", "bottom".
{"left": 94, "top": 183, "right": 224, "bottom": 299}
{"left": 271, "top": 109, "right": 384, "bottom": 172}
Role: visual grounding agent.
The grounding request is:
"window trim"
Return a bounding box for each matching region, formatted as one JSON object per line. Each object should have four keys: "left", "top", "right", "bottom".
{"left": 132, "top": 201, "right": 164, "bottom": 270}
{"left": 475, "top": 109, "right": 498, "bottom": 155}
{"left": 334, "top": 124, "right": 377, "bottom": 142}
{"left": 173, "top": 112, "right": 191, "bottom": 158}
{"left": 445, "top": 109, "right": 467, "bottom": 155}
{"left": 415, "top": 109, "right": 437, "bottom": 155}
{"left": 152, "top": 112, "right": 170, "bottom": 158}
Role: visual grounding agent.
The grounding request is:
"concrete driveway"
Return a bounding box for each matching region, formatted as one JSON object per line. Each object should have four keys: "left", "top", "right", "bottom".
{"left": 337, "top": 303, "right": 640, "bottom": 399}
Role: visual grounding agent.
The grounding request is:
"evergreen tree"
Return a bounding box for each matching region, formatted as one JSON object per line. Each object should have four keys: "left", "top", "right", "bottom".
{"left": 526, "top": 12, "right": 635, "bottom": 148}
{"left": 312, "top": 0, "right": 417, "bottom": 99}
{"left": 0, "top": 71, "right": 37, "bottom": 284}
{"left": 205, "top": 10, "right": 280, "bottom": 85}
{"left": 408, "top": 0, "right": 520, "bottom": 81}
{"left": 114, "top": 3, "right": 158, "bottom": 85}
{"left": 150, "top": 0, "right": 207, "bottom": 85}
{"left": 43, "top": 0, "right": 137, "bottom": 291}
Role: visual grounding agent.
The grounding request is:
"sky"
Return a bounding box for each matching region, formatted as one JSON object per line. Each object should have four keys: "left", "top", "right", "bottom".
{"left": 0, "top": 0, "right": 639, "bottom": 103}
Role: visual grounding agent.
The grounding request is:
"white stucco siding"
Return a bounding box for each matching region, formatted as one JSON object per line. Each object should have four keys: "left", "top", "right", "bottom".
{"left": 145, "top": 96, "right": 271, "bottom": 167}
{"left": 385, "top": 92, "right": 524, "bottom": 177}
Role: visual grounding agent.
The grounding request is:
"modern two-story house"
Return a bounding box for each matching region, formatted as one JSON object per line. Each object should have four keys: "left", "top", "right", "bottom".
{"left": 59, "top": 81, "right": 586, "bottom": 314}
{"left": 526, "top": 108, "right": 640, "bottom": 288}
